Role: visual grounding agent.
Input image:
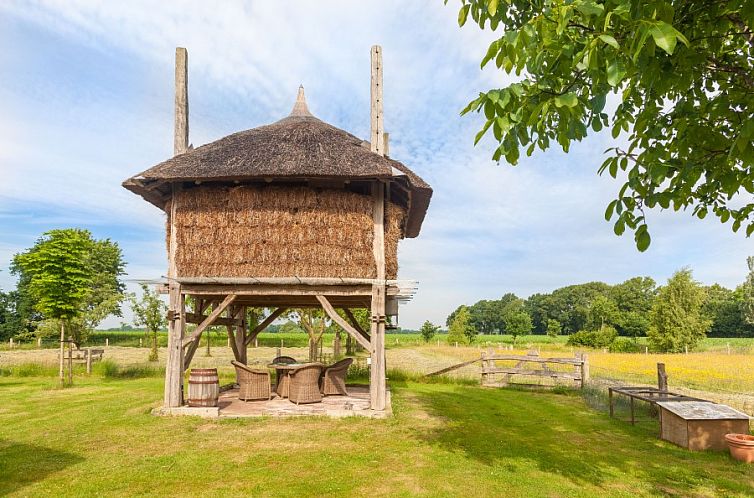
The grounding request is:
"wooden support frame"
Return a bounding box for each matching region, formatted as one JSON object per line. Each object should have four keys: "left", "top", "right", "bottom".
{"left": 316, "top": 295, "right": 371, "bottom": 350}
{"left": 182, "top": 294, "right": 236, "bottom": 348}
{"left": 245, "top": 307, "right": 287, "bottom": 346}
{"left": 342, "top": 308, "right": 371, "bottom": 345}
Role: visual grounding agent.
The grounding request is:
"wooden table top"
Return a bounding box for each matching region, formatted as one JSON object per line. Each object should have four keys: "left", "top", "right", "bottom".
{"left": 267, "top": 362, "right": 321, "bottom": 370}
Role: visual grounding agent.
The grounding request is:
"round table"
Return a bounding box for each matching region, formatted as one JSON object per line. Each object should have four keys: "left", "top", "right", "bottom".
{"left": 267, "top": 363, "right": 305, "bottom": 398}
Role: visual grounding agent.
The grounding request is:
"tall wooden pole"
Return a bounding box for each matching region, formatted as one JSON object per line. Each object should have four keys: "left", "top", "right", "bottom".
{"left": 174, "top": 47, "right": 189, "bottom": 156}
{"left": 164, "top": 47, "right": 189, "bottom": 408}
{"left": 369, "top": 45, "right": 387, "bottom": 411}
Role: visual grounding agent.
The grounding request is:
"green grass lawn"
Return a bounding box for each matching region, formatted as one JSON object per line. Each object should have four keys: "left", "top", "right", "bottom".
{"left": 1, "top": 374, "right": 752, "bottom": 497}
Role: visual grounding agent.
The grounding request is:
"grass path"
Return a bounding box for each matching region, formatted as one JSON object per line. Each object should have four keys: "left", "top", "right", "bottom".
{"left": 1, "top": 376, "right": 752, "bottom": 497}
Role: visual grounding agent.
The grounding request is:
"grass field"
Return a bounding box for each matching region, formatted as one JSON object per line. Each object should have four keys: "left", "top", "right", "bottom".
{"left": 1, "top": 372, "right": 753, "bottom": 497}
{"left": 4, "top": 332, "right": 752, "bottom": 353}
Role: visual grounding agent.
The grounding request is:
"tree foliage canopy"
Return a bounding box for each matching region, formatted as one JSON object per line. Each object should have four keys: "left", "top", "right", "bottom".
{"left": 648, "top": 268, "right": 711, "bottom": 351}
{"left": 454, "top": 0, "right": 754, "bottom": 250}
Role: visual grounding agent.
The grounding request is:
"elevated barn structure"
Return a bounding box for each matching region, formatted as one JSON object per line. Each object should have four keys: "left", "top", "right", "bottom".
{"left": 124, "top": 47, "right": 432, "bottom": 411}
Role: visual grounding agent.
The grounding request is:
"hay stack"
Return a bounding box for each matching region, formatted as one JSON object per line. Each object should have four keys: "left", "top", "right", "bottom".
{"left": 170, "top": 185, "right": 405, "bottom": 279}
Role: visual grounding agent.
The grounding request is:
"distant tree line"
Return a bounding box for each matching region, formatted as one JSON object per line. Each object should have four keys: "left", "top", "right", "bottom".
{"left": 445, "top": 260, "right": 754, "bottom": 352}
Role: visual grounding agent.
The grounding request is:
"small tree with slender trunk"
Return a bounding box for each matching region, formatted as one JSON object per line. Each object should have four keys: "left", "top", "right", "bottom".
{"left": 129, "top": 284, "right": 167, "bottom": 362}
{"left": 12, "top": 229, "right": 94, "bottom": 384}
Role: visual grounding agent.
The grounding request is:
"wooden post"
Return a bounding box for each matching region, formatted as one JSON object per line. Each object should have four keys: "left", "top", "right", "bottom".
{"left": 37, "top": 337, "right": 41, "bottom": 349}
{"left": 369, "top": 44, "right": 387, "bottom": 413}
{"left": 370, "top": 45, "right": 384, "bottom": 155}
{"left": 580, "top": 353, "right": 589, "bottom": 388}
{"left": 174, "top": 47, "right": 189, "bottom": 156}
{"left": 59, "top": 321, "right": 65, "bottom": 385}
{"left": 164, "top": 179, "right": 185, "bottom": 407}
{"left": 609, "top": 388, "right": 614, "bottom": 418}
{"left": 86, "top": 348, "right": 92, "bottom": 374}
{"left": 657, "top": 362, "right": 668, "bottom": 391}
{"left": 67, "top": 339, "right": 73, "bottom": 385}
{"left": 9, "top": 338, "right": 13, "bottom": 349}
{"left": 105, "top": 338, "right": 109, "bottom": 347}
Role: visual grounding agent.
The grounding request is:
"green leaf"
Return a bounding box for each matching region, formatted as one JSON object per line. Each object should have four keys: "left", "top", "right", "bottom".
{"left": 607, "top": 60, "right": 626, "bottom": 86}
{"left": 605, "top": 200, "right": 617, "bottom": 221}
{"left": 487, "top": 0, "right": 499, "bottom": 16}
{"left": 458, "top": 5, "right": 470, "bottom": 26}
{"left": 649, "top": 21, "right": 683, "bottom": 55}
{"left": 575, "top": 1, "right": 604, "bottom": 17}
{"left": 474, "top": 120, "right": 493, "bottom": 145}
{"left": 553, "top": 92, "right": 578, "bottom": 108}
{"left": 598, "top": 34, "right": 619, "bottom": 49}
{"left": 635, "top": 226, "right": 651, "bottom": 251}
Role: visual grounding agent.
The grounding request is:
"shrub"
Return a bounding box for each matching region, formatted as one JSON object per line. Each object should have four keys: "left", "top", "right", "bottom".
{"left": 567, "top": 326, "right": 618, "bottom": 348}
{"left": 608, "top": 337, "right": 642, "bottom": 353}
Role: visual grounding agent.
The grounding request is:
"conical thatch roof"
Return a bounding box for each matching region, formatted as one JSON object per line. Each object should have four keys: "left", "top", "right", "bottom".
{"left": 123, "top": 87, "right": 431, "bottom": 237}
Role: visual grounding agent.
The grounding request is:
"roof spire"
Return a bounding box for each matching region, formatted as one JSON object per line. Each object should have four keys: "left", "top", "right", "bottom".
{"left": 289, "top": 85, "right": 313, "bottom": 117}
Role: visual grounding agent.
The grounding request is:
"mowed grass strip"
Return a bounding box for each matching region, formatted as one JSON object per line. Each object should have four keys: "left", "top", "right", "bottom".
{"left": 0, "top": 376, "right": 752, "bottom": 497}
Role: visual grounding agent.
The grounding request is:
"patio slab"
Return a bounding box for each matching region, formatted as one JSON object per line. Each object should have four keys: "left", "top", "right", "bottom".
{"left": 154, "top": 385, "right": 391, "bottom": 419}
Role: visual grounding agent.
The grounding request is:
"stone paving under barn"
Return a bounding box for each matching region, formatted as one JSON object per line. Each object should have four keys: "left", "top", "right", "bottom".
{"left": 155, "top": 385, "right": 391, "bottom": 419}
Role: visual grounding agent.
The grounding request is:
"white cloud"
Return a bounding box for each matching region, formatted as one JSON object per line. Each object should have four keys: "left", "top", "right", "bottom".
{"left": 1, "top": 1, "right": 752, "bottom": 330}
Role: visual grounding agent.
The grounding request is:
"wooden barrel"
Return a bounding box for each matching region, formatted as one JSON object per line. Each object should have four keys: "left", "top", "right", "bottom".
{"left": 187, "top": 368, "right": 219, "bottom": 407}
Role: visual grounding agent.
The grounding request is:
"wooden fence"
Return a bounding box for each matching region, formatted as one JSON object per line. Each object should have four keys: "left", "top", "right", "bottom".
{"left": 480, "top": 350, "right": 589, "bottom": 388}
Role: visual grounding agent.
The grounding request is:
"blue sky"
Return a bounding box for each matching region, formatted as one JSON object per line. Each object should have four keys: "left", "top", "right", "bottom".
{"left": 1, "top": 1, "right": 752, "bottom": 329}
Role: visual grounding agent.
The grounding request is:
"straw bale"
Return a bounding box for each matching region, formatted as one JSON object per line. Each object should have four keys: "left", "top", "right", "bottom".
{"left": 171, "top": 185, "right": 406, "bottom": 279}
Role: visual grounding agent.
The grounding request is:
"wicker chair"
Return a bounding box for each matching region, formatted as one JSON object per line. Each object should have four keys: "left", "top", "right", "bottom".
{"left": 232, "top": 361, "right": 271, "bottom": 401}
{"left": 321, "top": 357, "right": 353, "bottom": 396}
{"left": 288, "top": 363, "right": 325, "bottom": 405}
{"left": 272, "top": 355, "right": 297, "bottom": 364}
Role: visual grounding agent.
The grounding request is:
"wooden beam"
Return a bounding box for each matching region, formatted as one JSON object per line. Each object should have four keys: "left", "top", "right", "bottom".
{"left": 184, "top": 312, "right": 242, "bottom": 327}
{"left": 370, "top": 45, "right": 384, "bottom": 155}
{"left": 181, "top": 294, "right": 236, "bottom": 348}
{"left": 180, "top": 284, "right": 373, "bottom": 297}
{"left": 316, "top": 296, "right": 371, "bottom": 350}
{"left": 245, "top": 307, "right": 287, "bottom": 345}
{"left": 343, "top": 308, "right": 371, "bottom": 345}
{"left": 174, "top": 47, "right": 189, "bottom": 155}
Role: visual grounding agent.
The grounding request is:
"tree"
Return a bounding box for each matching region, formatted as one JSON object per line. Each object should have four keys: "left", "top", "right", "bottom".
{"left": 454, "top": 0, "right": 754, "bottom": 250}
{"left": 585, "top": 295, "right": 620, "bottom": 331}
{"left": 610, "top": 277, "right": 657, "bottom": 314}
{"left": 447, "top": 306, "right": 474, "bottom": 345}
{"left": 419, "top": 320, "right": 440, "bottom": 343}
{"left": 505, "top": 311, "right": 533, "bottom": 343}
{"left": 648, "top": 269, "right": 711, "bottom": 352}
{"left": 290, "top": 309, "right": 329, "bottom": 360}
{"left": 12, "top": 232, "right": 126, "bottom": 348}
{"left": 743, "top": 256, "right": 754, "bottom": 326}
{"left": 546, "top": 319, "right": 561, "bottom": 338}
{"left": 129, "top": 284, "right": 167, "bottom": 361}
{"left": 12, "top": 229, "right": 96, "bottom": 383}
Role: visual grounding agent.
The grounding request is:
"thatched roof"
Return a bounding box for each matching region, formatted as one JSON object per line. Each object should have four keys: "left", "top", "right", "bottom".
{"left": 123, "top": 87, "right": 431, "bottom": 237}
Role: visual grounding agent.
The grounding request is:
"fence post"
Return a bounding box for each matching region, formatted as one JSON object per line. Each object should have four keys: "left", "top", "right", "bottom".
{"left": 9, "top": 338, "right": 13, "bottom": 349}
{"left": 86, "top": 348, "right": 92, "bottom": 374}
{"left": 580, "top": 353, "right": 589, "bottom": 388}
{"left": 254, "top": 338, "right": 258, "bottom": 348}
{"left": 657, "top": 362, "right": 668, "bottom": 391}
{"left": 105, "top": 338, "right": 109, "bottom": 347}
{"left": 38, "top": 337, "right": 42, "bottom": 349}
{"left": 480, "top": 350, "right": 487, "bottom": 385}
